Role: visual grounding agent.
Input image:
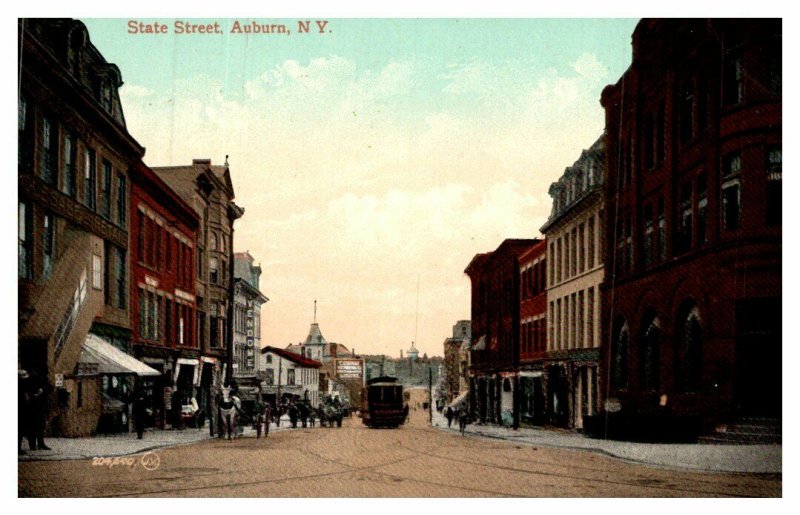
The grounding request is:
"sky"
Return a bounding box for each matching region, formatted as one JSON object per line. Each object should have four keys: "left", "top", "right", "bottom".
{"left": 80, "top": 18, "right": 639, "bottom": 358}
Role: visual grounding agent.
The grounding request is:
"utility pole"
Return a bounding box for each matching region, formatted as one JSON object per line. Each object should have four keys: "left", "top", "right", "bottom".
{"left": 429, "top": 363, "right": 433, "bottom": 425}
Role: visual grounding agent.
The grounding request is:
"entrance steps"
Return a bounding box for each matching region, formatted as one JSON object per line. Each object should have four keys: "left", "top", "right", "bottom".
{"left": 699, "top": 417, "right": 782, "bottom": 445}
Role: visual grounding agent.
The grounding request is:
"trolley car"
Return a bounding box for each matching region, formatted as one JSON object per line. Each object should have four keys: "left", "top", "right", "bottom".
{"left": 361, "top": 376, "right": 408, "bottom": 428}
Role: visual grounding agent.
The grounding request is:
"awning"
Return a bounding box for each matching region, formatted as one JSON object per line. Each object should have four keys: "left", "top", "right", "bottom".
{"left": 472, "top": 335, "right": 486, "bottom": 351}
{"left": 78, "top": 334, "right": 161, "bottom": 377}
{"left": 448, "top": 390, "right": 469, "bottom": 409}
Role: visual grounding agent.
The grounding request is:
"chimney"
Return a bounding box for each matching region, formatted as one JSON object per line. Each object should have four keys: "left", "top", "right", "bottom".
{"left": 192, "top": 158, "right": 211, "bottom": 166}
{"left": 400, "top": 349, "right": 403, "bottom": 359}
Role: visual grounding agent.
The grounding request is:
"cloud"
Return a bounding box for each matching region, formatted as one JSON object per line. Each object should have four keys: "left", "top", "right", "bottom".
{"left": 117, "top": 51, "right": 612, "bottom": 355}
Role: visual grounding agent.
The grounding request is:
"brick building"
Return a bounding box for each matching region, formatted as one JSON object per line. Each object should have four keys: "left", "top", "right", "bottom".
{"left": 599, "top": 19, "right": 781, "bottom": 437}
{"left": 540, "top": 137, "right": 605, "bottom": 430}
{"left": 18, "top": 19, "right": 156, "bottom": 436}
{"left": 152, "top": 159, "right": 245, "bottom": 428}
{"left": 129, "top": 160, "right": 200, "bottom": 428}
{"left": 517, "top": 239, "right": 547, "bottom": 426}
{"left": 465, "top": 239, "right": 537, "bottom": 428}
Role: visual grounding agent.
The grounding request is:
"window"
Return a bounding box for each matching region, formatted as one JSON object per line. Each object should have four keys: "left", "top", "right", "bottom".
{"left": 19, "top": 96, "right": 34, "bottom": 173}
{"left": 42, "top": 212, "right": 55, "bottom": 280}
{"left": 179, "top": 306, "right": 185, "bottom": 345}
{"left": 723, "top": 51, "right": 744, "bottom": 106}
{"left": 209, "top": 257, "right": 218, "bottom": 284}
{"left": 165, "top": 299, "right": 172, "bottom": 344}
{"left": 101, "top": 81, "right": 113, "bottom": 113}
{"left": 266, "top": 354, "right": 273, "bottom": 364}
{"left": 679, "top": 81, "right": 694, "bottom": 143}
{"left": 40, "top": 117, "right": 57, "bottom": 186}
{"left": 156, "top": 295, "right": 163, "bottom": 342}
{"left": 642, "top": 204, "right": 654, "bottom": 268}
{"left": 676, "top": 182, "right": 693, "bottom": 254}
{"left": 677, "top": 305, "right": 702, "bottom": 392}
{"left": 697, "top": 173, "right": 708, "bottom": 245}
{"left": 722, "top": 152, "right": 742, "bottom": 231}
{"left": 287, "top": 369, "right": 295, "bottom": 386}
{"left": 115, "top": 173, "right": 126, "bottom": 227}
{"left": 611, "top": 322, "right": 629, "bottom": 391}
{"left": 62, "top": 133, "right": 77, "bottom": 197}
{"left": 210, "top": 315, "right": 219, "bottom": 347}
{"left": 19, "top": 201, "right": 32, "bottom": 279}
{"left": 657, "top": 199, "right": 666, "bottom": 261}
{"left": 766, "top": 146, "right": 782, "bottom": 225}
{"left": 101, "top": 160, "right": 112, "bottom": 219}
{"left": 77, "top": 381, "right": 83, "bottom": 408}
{"left": 644, "top": 113, "right": 654, "bottom": 171}
{"left": 138, "top": 288, "right": 146, "bottom": 337}
{"left": 656, "top": 104, "right": 665, "bottom": 165}
{"left": 697, "top": 73, "right": 708, "bottom": 133}
{"left": 136, "top": 210, "right": 145, "bottom": 261}
{"left": 587, "top": 216, "right": 595, "bottom": 269}
{"left": 92, "top": 254, "right": 102, "bottom": 289}
{"left": 640, "top": 316, "right": 661, "bottom": 392}
{"left": 209, "top": 232, "right": 218, "bottom": 251}
{"left": 767, "top": 33, "right": 782, "bottom": 95}
{"left": 115, "top": 246, "right": 126, "bottom": 309}
{"left": 84, "top": 148, "right": 96, "bottom": 210}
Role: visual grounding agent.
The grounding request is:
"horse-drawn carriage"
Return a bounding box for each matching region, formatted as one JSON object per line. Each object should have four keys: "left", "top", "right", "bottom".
{"left": 318, "top": 400, "right": 343, "bottom": 427}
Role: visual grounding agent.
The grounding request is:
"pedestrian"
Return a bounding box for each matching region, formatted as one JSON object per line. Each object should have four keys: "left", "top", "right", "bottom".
{"left": 458, "top": 407, "right": 469, "bottom": 436}
{"left": 445, "top": 406, "right": 454, "bottom": 428}
{"left": 27, "top": 372, "right": 50, "bottom": 450}
{"left": 288, "top": 402, "right": 298, "bottom": 428}
{"left": 18, "top": 370, "right": 30, "bottom": 453}
{"left": 133, "top": 385, "right": 147, "bottom": 439}
{"left": 263, "top": 403, "right": 271, "bottom": 437}
{"left": 309, "top": 406, "right": 317, "bottom": 427}
{"left": 299, "top": 401, "right": 309, "bottom": 428}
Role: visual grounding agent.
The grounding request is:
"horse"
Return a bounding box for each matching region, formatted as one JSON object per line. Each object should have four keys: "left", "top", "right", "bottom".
{"left": 218, "top": 386, "right": 241, "bottom": 440}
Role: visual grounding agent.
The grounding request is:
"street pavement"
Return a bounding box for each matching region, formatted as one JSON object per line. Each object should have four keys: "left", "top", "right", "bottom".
{"left": 430, "top": 410, "right": 782, "bottom": 474}
{"left": 18, "top": 415, "right": 303, "bottom": 461}
{"left": 18, "top": 410, "right": 781, "bottom": 497}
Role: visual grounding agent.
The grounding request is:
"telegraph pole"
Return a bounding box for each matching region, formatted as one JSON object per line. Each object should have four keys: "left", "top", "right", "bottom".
{"left": 429, "top": 363, "right": 433, "bottom": 425}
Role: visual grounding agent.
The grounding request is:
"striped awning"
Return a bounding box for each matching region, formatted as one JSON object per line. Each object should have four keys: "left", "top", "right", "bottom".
{"left": 77, "top": 334, "right": 160, "bottom": 377}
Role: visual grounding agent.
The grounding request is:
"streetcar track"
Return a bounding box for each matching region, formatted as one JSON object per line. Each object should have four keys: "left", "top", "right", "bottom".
{"left": 396, "top": 428, "right": 766, "bottom": 497}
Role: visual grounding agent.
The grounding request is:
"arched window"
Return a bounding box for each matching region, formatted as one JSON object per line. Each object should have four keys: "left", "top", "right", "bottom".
{"left": 611, "top": 321, "right": 629, "bottom": 390}
{"left": 640, "top": 314, "right": 661, "bottom": 392}
{"left": 677, "top": 304, "right": 702, "bottom": 392}
{"left": 209, "top": 232, "right": 218, "bottom": 251}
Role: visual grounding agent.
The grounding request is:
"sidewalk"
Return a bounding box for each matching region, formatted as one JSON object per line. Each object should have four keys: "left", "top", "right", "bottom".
{"left": 18, "top": 416, "right": 302, "bottom": 462}
{"left": 431, "top": 411, "right": 781, "bottom": 474}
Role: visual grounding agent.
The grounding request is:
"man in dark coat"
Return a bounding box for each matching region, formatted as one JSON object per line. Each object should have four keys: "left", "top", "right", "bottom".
{"left": 18, "top": 370, "right": 30, "bottom": 453}
{"left": 445, "top": 406, "right": 454, "bottom": 428}
{"left": 132, "top": 386, "right": 147, "bottom": 439}
{"left": 299, "top": 401, "right": 309, "bottom": 428}
{"left": 27, "top": 372, "right": 50, "bottom": 450}
{"left": 288, "top": 402, "right": 298, "bottom": 428}
{"left": 458, "top": 406, "right": 469, "bottom": 436}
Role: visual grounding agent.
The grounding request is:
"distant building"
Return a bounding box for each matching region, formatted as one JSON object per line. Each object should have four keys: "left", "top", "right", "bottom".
{"left": 540, "top": 137, "right": 605, "bottom": 430}
{"left": 443, "top": 321, "right": 471, "bottom": 403}
{"left": 465, "top": 239, "right": 538, "bottom": 427}
{"left": 232, "top": 251, "right": 268, "bottom": 406}
{"left": 259, "top": 346, "right": 321, "bottom": 408}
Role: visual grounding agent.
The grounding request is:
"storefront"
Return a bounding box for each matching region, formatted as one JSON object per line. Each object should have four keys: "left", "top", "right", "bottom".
{"left": 519, "top": 370, "right": 545, "bottom": 426}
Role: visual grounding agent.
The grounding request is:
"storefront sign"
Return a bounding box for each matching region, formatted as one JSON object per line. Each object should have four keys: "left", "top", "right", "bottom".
{"left": 335, "top": 359, "right": 363, "bottom": 379}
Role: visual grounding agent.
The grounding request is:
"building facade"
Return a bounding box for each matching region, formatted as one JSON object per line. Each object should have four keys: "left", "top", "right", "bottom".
{"left": 465, "top": 239, "right": 538, "bottom": 428}
{"left": 152, "top": 159, "right": 244, "bottom": 429}
{"left": 518, "top": 240, "right": 547, "bottom": 426}
{"left": 599, "top": 19, "right": 781, "bottom": 434}
{"left": 259, "top": 346, "right": 322, "bottom": 408}
{"left": 232, "top": 252, "right": 268, "bottom": 406}
{"left": 443, "top": 320, "right": 471, "bottom": 404}
{"left": 129, "top": 160, "right": 200, "bottom": 429}
{"left": 18, "top": 19, "right": 150, "bottom": 436}
{"left": 540, "top": 137, "right": 605, "bottom": 430}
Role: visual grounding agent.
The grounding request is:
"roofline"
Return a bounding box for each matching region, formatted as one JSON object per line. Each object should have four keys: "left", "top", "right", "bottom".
{"left": 261, "top": 346, "right": 322, "bottom": 368}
